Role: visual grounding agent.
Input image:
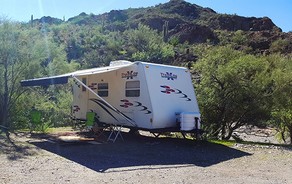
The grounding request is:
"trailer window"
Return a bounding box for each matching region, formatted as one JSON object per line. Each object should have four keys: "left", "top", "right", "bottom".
{"left": 126, "top": 81, "right": 140, "bottom": 97}
{"left": 82, "top": 78, "right": 87, "bottom": 92}
{"left": 98, "top": 83, "right": 108, "bottom": 97}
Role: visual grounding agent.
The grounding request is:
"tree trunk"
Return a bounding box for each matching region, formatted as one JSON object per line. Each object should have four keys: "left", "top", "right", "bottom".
{"left": 288, "top": 125, "right": 292, "bottom": 145}
{"left": 221, "top": 123, "right": 226, "bottom": 139}
{"left": 2, "top": 60, "right": 9, "bottom": 127}
{"left": 224, "top": 129, "right": 233, "bottom": 140}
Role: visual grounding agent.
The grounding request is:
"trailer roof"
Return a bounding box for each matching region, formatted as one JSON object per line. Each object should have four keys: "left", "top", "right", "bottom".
{"left": 20, "top": 61, "right": 188, "bottom": 87}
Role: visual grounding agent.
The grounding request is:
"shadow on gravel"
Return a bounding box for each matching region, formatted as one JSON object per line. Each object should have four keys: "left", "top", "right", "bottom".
{"left": 0, "top": 134, "right": 38, "bottom": 161}
{"left": 30, "top": 132, "right": 251, "bottom": 172}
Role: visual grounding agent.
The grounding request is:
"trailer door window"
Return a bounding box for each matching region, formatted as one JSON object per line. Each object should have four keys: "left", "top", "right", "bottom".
{"left": 82, "top": 78, "right": 87, "bottom": 92}
{"left": 98, "top": 83, "right": 108, "bottom": 97}
{"left": 126, "top": 81, "right": 140, "bottom": 97}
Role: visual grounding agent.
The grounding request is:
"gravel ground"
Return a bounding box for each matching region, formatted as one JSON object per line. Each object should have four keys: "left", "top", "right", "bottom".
{"left": 0, "top": 129, "right": 291, "bottom": 184}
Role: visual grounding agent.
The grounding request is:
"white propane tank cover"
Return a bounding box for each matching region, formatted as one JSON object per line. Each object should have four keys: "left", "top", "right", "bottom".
{"left": 180, "top": 112, "right": 200, "bottom": 131}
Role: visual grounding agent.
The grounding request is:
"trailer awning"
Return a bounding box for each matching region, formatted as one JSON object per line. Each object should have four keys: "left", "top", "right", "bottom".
{"left": 20, "top": 61, "right": 134, "bottom": 87}
{"left": 20, "top": 75, "right": 70, "bottom": 86}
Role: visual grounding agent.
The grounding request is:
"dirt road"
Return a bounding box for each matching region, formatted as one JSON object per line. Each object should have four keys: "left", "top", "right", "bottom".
{"left": 0, "top": 131, "right": 291, "bottom": 184}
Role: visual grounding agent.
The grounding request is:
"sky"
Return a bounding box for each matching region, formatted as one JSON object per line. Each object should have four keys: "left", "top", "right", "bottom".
{"left": 0, "top": 0, "right": 291, "bottom": 32}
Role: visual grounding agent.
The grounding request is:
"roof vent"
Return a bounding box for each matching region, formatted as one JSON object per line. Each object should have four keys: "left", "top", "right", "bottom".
{"left": 109, "top": 60, "right": 132, "bottom": 66}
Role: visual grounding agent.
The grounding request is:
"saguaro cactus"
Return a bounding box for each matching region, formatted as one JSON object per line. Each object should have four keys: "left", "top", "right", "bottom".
{"left": 163, "top": 20, "right": 169, "bottom": 42}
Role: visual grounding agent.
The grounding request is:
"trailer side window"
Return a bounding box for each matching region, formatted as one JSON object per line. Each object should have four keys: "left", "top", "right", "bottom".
{"left": 82, "top": 78, "right": 87, "bottom": 92}
{"left": 126, "top": 81, "right": 140, "bottom": 97}
{"left": 98, "top": 83, "right": 108, "bottom": 97}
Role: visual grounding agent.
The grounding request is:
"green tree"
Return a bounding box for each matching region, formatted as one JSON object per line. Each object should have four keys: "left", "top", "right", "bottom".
{"left": 125, "top": 24, "right": 174, "bottom": 63}
{"left": 0, "top": 21, "right": 32, "bottom": 128}
{"left": 193, "top": 46, "right": 271, "bottom": 139}
{"left": 19, "top": 34, "right": 77, "bottom": 130}
{"left": 268, "top": 55, "right": 292, "bottom": 144}
{"left": 0, "top": 19, "right": 76, "bottom": 130}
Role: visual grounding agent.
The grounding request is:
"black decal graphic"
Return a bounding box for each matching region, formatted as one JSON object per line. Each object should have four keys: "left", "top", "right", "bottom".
{"left": 134, "top": 101, "right": 142, "bottom": 107}
{"left": 145, "top": 110, "right": 152, "bottom": 114}
{"left": 140, "top": 106, "right": 148, "bottom": 111}
{"left": 90, "top": 99, "right": 134, "bottom": 121}
{"left": 181, "top": 94, "right": 188, "bottom": 98}
{"left": 73, "top": 80, "right": 81, "bottom": 88}
{"left": 160, "top": 85, "right": 192, "bottom": 101}
{"left": 73, "top": 105, "right": 80, "bottom": 113}
{"left": 90, "top": 99, "right": 118, "bottom": 121}
{"left": 120, "top": 99, "right": 152, "bottom": 114}
{"left": 175, "top": 89, "right": 182, "bottom": 94}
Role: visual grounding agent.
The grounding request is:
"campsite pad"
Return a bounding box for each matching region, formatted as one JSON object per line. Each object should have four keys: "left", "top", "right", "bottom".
{"left": 1, "top": 127, "right": 291, "bottom": 184}
{"left": 26, "top": 130, "right": 254, "bottom": 171}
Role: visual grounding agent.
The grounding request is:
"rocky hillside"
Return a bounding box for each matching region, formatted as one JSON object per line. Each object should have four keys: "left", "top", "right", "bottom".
{"left": 32, "top": 0, "right": 292, "bottom": 54}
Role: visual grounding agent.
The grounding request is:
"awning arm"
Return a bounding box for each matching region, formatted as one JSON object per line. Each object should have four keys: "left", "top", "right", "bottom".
{"left": 72, "top": 75, "right": 137, "bottom": 127}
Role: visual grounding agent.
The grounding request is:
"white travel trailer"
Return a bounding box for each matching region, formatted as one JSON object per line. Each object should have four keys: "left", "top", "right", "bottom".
{"left": 21, "top": 61, "right": 202, "bottom": 138}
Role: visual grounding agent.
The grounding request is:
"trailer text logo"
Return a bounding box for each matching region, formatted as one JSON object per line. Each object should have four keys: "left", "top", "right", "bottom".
{"left": 122, "top": 71, "right": 138, "bottom": 79}
{"left": 161, "top": 72, "right": 177, "bottom": 80}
